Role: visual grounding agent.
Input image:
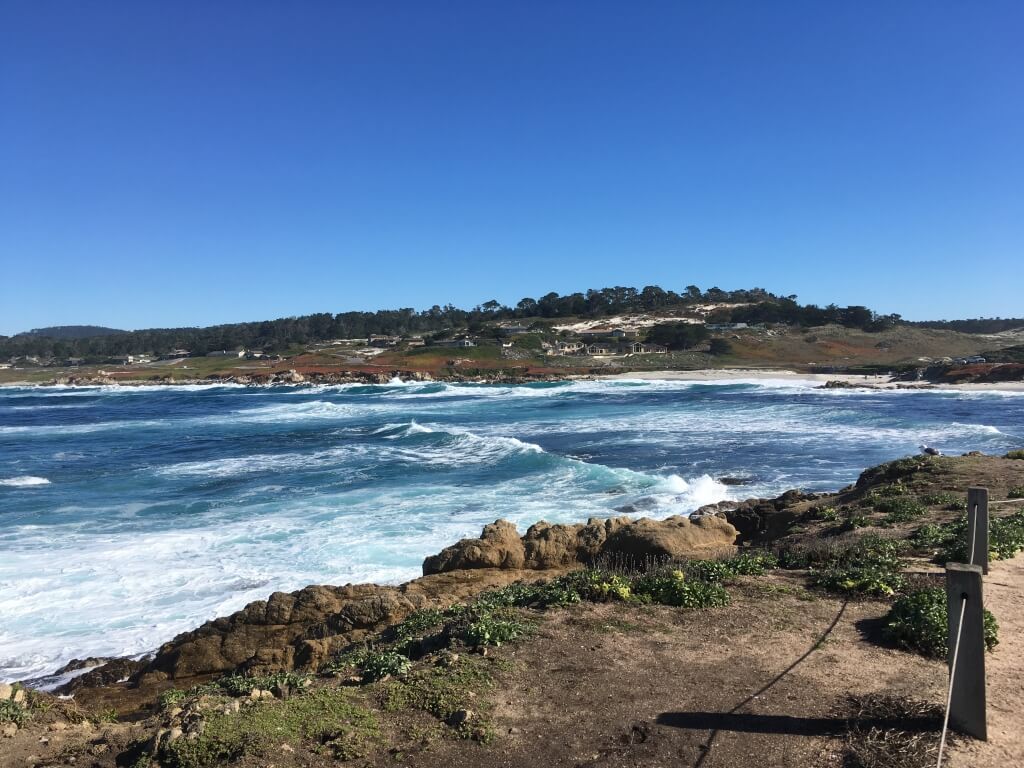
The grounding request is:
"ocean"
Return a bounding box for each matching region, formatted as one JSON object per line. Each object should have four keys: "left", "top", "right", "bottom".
{"left": 1, "top": 378, "right": 1023, "bottom": 683}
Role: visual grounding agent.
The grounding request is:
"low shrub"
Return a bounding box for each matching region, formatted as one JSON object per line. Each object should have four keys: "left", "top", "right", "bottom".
{"left": 1004, "top": 449, "right": 1024, "bottom": 460}
{"left": 360, "top": 651, "right": 412, "bottom": 682}
{"left": 724, "top": 549, "right": 779, "bottom": 576}
{"left": 1008, "top": 486, "right": 1024, "bottom": 500}
{"left": 632, "top": 569, "right": 730, "bottom": 608}
{"left": 463, "top": 613, "right": 526, "bottom": 648}
{"left": 811, "top": 535, "right": 907, "bottom": 597}
{"left": 919, "top": 491, "right": 966, "bottom": 510}
{"left": 882, "top": 587, "right": 998, "bottom": 658}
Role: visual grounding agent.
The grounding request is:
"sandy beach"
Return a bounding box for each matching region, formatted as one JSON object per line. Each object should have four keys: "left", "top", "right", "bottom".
{"left": 596, "top": 368, "right": 1024, "bottom": 391}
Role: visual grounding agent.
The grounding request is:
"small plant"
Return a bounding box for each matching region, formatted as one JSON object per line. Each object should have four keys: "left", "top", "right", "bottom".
{"left": 158, "top": 688, "right": 189, "bottom": 710}
{"left": 214, "top": 671, "right": 310, "bottom": 697}
{"left": 0, "top": 698, "right": 30, "bottom": 727}
{"left": 811, "top": 505, "right": 841, "bottom": 522}
{"left": 94, "top": 707, "right": 119, "bottom": 724}
{"left": 463, "top": 613, "right": 526, "bottom": 648}
{"left": 1004, "top": 449, "right": 1024, "bottom": 460}
{"left": 883, "top": 587, "right": 998, "bottom": 658}
{"left": 360, "top": 651, "right": 412, "bottom": 682}
{"left": 1008, "top": 486, "right": 1024, "bottom": 500}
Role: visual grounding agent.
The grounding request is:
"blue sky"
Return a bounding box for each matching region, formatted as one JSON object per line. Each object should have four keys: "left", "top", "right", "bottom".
{"left": 1, "top": 2, "right": 1021, "bottom": 334}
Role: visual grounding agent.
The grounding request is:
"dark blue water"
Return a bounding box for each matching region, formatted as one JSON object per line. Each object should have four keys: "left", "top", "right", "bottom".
{"left": 2, "top": 378, "right": 1022, "bottom": 681}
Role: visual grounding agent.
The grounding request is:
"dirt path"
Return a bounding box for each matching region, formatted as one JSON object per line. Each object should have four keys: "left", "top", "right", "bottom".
{"left": 947, "top": 553, "right": 1024, "bottom": 767}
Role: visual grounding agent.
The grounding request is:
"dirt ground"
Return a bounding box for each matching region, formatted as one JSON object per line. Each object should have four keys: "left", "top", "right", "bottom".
{"left": 356, "top": 573, "right": 948, "bottom": 768}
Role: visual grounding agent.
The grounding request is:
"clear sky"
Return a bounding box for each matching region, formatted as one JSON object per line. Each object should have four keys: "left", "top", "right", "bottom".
{"left": 1, "top": 2, "right": 1021, "bottom": 335}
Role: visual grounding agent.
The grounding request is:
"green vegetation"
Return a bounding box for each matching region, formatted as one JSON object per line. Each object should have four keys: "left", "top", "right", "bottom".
{"left": 359, "top": 651, "right": 412, "bottom": 682}
{"left": 1005, "top": 450, "right": 1024, "bottom": 460}
{"left": 0, "top": 697, "right": 30, "bottom": 727}
{"left": 159, "top": 689, "right": 381, "bottom": 768}
{"left": 645, "top": 323, "right": 710, "bottom": 351}
{"left": 1, "top": 284, "right": 900, "bottom": 361}
{"left": 810, "top": 536, "right": 907, "bottom": 597}
{"left": 912, "top": 509, "right": 1024, "bottom": 563}
{"left": 919, "top": 491, "right": 966, "bottom": 509}
{"left": 157, "top": 672, "right": 312, "bottom": 711}
{"left": 1008, "top": 486, "right": 1024, "bottom": 499}
{"left": 380, "top": 657, "right": 498, "bottom": 741}
{"left": 882, "top": 587, "right": 998, "bottom": 659}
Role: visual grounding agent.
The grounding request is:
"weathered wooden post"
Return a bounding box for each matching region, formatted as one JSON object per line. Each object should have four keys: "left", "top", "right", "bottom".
{"left": 945, "top": 563, "right": 986, "bottom": 740}
{"left": 967, "top": 487, "right": 989, "bottom": 574}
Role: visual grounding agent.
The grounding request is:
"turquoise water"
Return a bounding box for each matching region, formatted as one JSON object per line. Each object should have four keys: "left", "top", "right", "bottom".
{"left": 1, "top": 378, "right": 1023, "bottom": 682}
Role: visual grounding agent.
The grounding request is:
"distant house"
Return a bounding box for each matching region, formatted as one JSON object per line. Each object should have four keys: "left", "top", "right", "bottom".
{"left": 403, "top": 338, "right": 426, "bottom": 348}
{"left": 0, "top": 363, "right": 11, "bottom": 370}
{"left": 246, "top": 350, "right": 269, "bottom": 359}
{"left": 552, "top": 341, "right": 585, "bottom": 355}
{"left": 434, "top": 338, "right": 477, "bottom": 348}
{"left": 610, "top": 328, "right": 640, "bottom": 339}
{"left": 109, "top": 355, "right": 135, "bottom": 365}
{"left": 206, "top": 349, "right": 246, "bottom": 358}
{"left": 499, "top": 325, "right": 531, "bottom": 335}
{"left": 586, "top": 344, "right": 616, "bottom": 355}
{"left": 66, "top": 357, "right": 86, "bottom": 366}
{"left": 368, "top": 334, "right": 400, "bottom": 347}
{"left": 631, "top": 342, "right": 667, "bottom": 354}
{"left": 579, "top": 327, "right": 615, "bottom": 338}
{"left": 162, "top": 349, "right": 191, "bottom": 360}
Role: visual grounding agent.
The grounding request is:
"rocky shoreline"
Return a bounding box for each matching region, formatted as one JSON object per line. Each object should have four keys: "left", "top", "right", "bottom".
{"left": 2, "top": 452, "right": 1024, "bottom": 768}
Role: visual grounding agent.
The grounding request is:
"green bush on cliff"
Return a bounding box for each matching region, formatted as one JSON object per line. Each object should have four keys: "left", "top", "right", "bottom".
{"left": 883, "top": 587, "right": 998, "bottom": 658}
{"left": 810, "top": 535, "right": 907, "bottom": 597}
{"left": 1004, "top": 449, "right": 1024, "bottom": 460}
{"left": 631, "top": 569, "right": 730, "bottom": 608}
{"left": 915, "top": 510, "right": 1024, "bottom": 563}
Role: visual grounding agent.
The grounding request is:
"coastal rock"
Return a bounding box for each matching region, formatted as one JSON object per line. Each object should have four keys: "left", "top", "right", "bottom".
{"left": 423, "top": 520, "right": 526, "bottom": 573}
{"left": 423, "top": 514, "right": 738, "bottom": 575}
{"left": 602, "top": 514, "right": 738, "bottom": 561}
{"left": 696, "top": 489, "right": 819, "bottom": 543}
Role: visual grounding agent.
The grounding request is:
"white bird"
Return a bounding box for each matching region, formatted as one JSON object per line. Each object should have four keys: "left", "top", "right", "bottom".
{"left": 920, "top": 445, "right": 941, "bottom": 456}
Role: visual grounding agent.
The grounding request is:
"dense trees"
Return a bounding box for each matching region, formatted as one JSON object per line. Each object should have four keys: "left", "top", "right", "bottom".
{"left": 0, "top": 284, "right": 900, "bottom": 361}
{"left": 646, "top": 323, "right": 710, "bottom": 351}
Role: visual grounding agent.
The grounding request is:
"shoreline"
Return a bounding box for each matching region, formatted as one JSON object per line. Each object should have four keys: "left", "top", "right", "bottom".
{"left": 592, "top": 368, "right": 1024, "bottom": 391}
{"left": 4, "top": 368, "right": 1022, "bottom": 391}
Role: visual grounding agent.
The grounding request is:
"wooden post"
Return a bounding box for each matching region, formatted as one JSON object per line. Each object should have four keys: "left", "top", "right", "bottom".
{"left": 967, "top": 487, "right": 989, "bottom": 574}
{"left": 946, "top": 563, "right": 986, "bottom": 740}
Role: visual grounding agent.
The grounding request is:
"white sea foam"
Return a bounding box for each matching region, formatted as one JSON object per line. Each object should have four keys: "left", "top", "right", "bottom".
{"left": 0, "top": 476, "right": 51, "bottom": 487}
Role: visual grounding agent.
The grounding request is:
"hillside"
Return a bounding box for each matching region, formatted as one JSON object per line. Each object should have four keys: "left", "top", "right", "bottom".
{"left": 21, "top": 325, "right": 127, "bottom": 340}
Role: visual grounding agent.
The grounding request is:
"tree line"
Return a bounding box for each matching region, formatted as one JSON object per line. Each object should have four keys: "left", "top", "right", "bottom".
{"left": 0, "top": 285, "right": 899, "bottom": 361}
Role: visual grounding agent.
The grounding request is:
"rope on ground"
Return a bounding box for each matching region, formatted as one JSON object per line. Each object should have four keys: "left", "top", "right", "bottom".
{"left": 936, "top": 595, "right": 968, "bottom": 768}
{"left": 988, "top": 498, "right": 1024, "bottom": 505}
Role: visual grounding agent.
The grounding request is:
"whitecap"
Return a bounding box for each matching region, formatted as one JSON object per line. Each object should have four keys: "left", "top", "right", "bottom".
{"left": 0, "top": 476, "right": 51, "bottom": 487}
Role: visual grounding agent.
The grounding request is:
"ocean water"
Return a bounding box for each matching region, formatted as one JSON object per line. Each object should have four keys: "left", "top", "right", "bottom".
{"left": 1, "top": 378, "right": 1023, "bottom": 683}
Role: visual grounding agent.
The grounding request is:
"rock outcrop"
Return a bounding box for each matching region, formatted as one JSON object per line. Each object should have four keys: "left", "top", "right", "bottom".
{"left": 78, "top": 515, "right": 735, "bottom": 689}
{"left": 422, "top": 514, "right": 738, "bottom": 575}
